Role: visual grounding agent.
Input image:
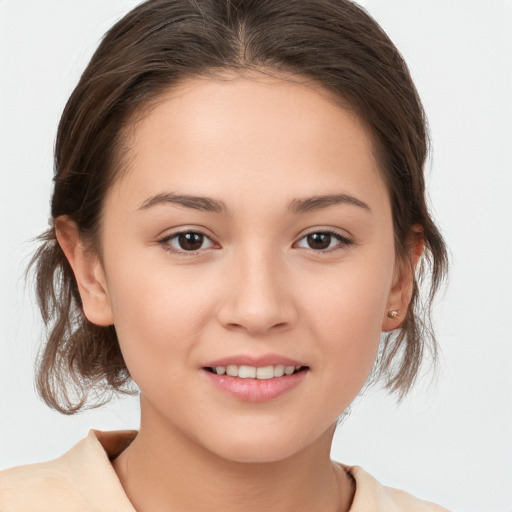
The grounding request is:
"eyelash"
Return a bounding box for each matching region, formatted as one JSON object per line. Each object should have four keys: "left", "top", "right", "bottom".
{"left": 158, "top": 229, "right": 352, "bottom": 256}
{"left": 294, "top": 230, "right": 353, "bottom": 253}
{"left": 158, "top": 230, "right": 219, "bottom": 256}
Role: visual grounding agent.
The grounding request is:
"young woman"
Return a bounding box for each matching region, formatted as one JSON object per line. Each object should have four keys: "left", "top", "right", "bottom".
{"left": 0, "top": 0, "right": 450, "bottom": 510}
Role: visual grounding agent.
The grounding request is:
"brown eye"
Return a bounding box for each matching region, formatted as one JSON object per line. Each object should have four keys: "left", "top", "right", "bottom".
{"left": 295, "top": 231, "right": 351, "bottom": 252}
{"left": 306, "top": 233, "right": 332, "bottom": 250}
{"left": 161, "top": 231, "right": 216, "bottom": 253}
{"left": 178, "top": 232, "right": 204, "bottom": 251}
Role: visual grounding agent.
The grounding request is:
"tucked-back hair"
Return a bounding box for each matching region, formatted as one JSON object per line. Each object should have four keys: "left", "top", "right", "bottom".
{"left": 30, "top": 0, "right": 448, "bottom": 414}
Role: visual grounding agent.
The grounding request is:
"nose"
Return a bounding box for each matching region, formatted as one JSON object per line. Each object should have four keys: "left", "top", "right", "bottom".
{"left": 216, "top": 246, "right": 298, "bottom": 335}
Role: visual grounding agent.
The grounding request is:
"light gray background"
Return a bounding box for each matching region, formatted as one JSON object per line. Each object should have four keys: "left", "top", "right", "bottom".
{"left": 0, "top": 1, "right": 511, "bottom": 510}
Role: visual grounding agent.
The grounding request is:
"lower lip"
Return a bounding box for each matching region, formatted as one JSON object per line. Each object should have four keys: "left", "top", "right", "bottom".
{"left": 202, "top": 369, "right": 308, "bottom": 402}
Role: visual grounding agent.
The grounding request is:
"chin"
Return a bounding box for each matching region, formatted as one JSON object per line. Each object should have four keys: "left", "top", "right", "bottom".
{"left": 213, "top": 440, "right": 302, "bottom": 464}
{"left": 200, "top": 421, "right": 326, "bottom": 464}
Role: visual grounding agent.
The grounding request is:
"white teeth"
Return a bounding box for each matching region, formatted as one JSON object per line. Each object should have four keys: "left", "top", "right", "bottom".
{"left": 214, "top": 364, "right": 304, "bottom": 379}
{"left": 256, "top": 366, "right": 274, "bottom": 380}
{"left": 274, "top": 365, "right": 285, "bottom": 377}
{"left": 226, "top": 365, "right": 238, "bottom": 377}
{"left": 238, "top": 365, "right": 256, "bottom": 379}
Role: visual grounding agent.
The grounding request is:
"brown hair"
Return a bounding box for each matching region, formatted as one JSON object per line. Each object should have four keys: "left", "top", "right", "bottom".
{"left": 30, "top": 0, "right": 447, "bottom": 414}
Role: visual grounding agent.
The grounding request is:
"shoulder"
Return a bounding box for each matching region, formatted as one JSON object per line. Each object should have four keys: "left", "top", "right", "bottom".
{"left": 0, "top": 430, "right": 137, "bottom": 512}
{"left": 345, "top": 465, "right": 451, "bottom": 512}
{"left": 0, "top": 458, "right": 87, "bottom": 512}
{"left": 0, "top": 452, "right": 92, "bottom": 512}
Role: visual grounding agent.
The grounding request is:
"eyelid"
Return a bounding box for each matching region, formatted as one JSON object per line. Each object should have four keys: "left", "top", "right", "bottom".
{"left": 293, "top": 228, "right": 353, "bottom": 252}
{"left": 158, "top": 227, "right": 220, "bottom": 256}
{"left": 156, "top": 226, "right": 353, "bottom": 256}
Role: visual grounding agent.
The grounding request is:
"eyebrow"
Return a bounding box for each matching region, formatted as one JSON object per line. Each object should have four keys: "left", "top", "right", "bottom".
{"left": 137, "top": 192, "right": 371, "bottom": 215}
{"left": 138, "top": 193, "right": 227, "bottom": 213}
{"left": 288, "top": 193, "right": 371, "bottom": 214}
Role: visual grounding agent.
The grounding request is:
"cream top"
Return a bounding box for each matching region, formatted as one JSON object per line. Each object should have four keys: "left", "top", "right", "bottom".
{"left": 0, "top": 429, "right": 450, "bottom": 511}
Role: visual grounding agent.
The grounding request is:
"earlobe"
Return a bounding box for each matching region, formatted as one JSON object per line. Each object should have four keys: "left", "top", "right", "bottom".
{"left": 382, "top": 225, "right": 424, "bottom": 332}
{"left": 55, "top": 216, "right": 114, "bottom": 326}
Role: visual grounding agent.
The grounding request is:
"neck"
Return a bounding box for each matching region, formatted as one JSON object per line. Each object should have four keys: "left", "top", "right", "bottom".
{"left": 112, "top": 397, "right": 355, "bottom": 512}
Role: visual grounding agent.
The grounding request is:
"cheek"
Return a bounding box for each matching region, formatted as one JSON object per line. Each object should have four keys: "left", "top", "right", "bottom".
{"left": 104, "top": 261, "right": 217, "bottom": 380}
{"left": 304, "top": 252, "right": 393, "bottom": 343}
{"left": 300, "top": 253, "right": 394, "bottom": 407}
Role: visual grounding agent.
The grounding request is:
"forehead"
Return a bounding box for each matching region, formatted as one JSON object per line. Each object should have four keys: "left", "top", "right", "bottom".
{"left": 110, "top": 72, "right": 388, "bottom": 213}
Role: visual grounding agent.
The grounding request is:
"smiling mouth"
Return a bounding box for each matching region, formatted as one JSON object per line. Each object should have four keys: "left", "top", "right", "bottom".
{"left": 204, "top": 364, "right": 309, "bottom": 379}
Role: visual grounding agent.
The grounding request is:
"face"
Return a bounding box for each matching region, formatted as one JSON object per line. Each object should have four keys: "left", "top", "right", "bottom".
{"left": 66, "top": 73, "right": 408, "bottom": 463}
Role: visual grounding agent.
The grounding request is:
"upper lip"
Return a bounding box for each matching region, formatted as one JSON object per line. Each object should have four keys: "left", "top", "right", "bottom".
{"left": 203, "top": 354, "right": 308, "bottom": 368}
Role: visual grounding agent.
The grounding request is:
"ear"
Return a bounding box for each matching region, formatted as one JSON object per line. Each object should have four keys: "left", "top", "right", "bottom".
{"left": 382, "top": 224, "right": 424, "bottom": 332}
{"left": 55, "top": 216, "right": 114, "bottom": 326}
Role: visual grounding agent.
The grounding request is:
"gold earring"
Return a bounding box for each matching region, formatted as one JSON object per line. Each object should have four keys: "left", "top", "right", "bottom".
{"left": 387, "top": 309, "right": 400, "bottom": 319}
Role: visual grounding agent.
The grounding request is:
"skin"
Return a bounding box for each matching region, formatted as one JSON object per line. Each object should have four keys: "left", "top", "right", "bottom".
{"left": 57, "top": 72, "right": 421, "bottom": 512}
